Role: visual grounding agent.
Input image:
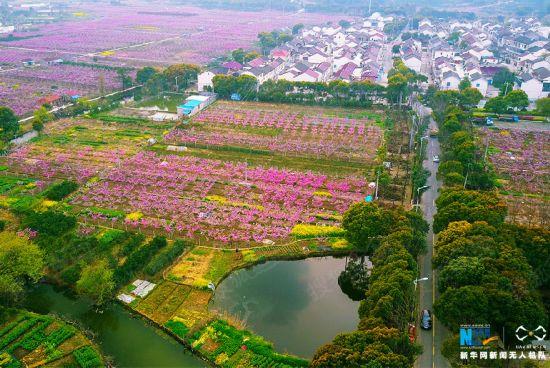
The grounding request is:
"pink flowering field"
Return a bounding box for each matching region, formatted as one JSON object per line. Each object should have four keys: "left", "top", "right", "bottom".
{"left": 2, "top": 103, "right": 380, "bottom": 246}
{"left": 482, "top": 128, "right": 549, "bottom": 195}
{"left": 0, "top": 3, "right": 347, "bottom": 64}
{"left": 481, "top": 127, "right": 550, "bottom": 226}
{"left": 0, "top": 3, "right": 347, "bottom": 115}
{"left": 0, "top": 65, "right": 123, "bottom": 115}
{"left": 165, "top": 101, "right": 383, "bottom": 163}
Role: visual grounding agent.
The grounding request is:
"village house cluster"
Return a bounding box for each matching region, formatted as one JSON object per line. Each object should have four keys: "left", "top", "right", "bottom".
{"left": 412, "top": 17, "right": 549, "bottom": 102}
{"left": 198, "top": 12, "right": 392, "bottom": 91}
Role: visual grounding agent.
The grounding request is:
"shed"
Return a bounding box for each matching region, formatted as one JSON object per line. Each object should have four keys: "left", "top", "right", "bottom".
{"left": 177, "top": 99, "right": 202, "bottom": 116}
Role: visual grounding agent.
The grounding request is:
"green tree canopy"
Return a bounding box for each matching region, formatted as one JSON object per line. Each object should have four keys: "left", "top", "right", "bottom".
{"left": 32, "top": 106, "right": 53, "bottom": 132}
{"left": 163, "top": 63, "right": 200, "bottom": 91}
{"left": 484, "top": 95, "right": 507, "bottom": 113}
{"left": 535, "top": 97, "right": 550, "bottom": 117}
{"left": 136, "top": 66, "right": 158, "bottom": 85}
{"left": 0, "top": 232, "right": 44, "bottom": 304}
{"left": 504, "top": 89, "right": 529, "bottom": 111}
{"left": 292, "top": 23, "right": 304, "bottom": 35}
{"left": 338, "top": 19, "right": 351, "bottom": 28}
{"left": 438, "top": 256, "right": 486, "bottom": 292}
{"left": 231, "top": 48, "right": 246, "bottom": 64}
{"left": 458, "top": 77, "right": 471, "bottom": 91}
{"left": 433, "top": 189, "right": 507, "bottom": 233}
{"left": 492, "top": 68, "right": 515, "bottom": 89}
{"left": 459, "top": 87, "right": 482, "bottom": 108}
{"left": 76, "top": 259, "right": 114, "bottom": 305}
{"left": 0, "top": 106, "right": 19, "bottom": 141}
{"left": 434, "top": 285, "right": 490, "bottom": 330}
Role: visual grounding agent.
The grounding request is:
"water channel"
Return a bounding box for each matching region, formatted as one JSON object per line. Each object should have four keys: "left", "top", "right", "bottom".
{"left": 23, "top": 256, "right": 358, "bottom": 366}
{"left": 25, "top": 284, "right": 207, "bottom": 367}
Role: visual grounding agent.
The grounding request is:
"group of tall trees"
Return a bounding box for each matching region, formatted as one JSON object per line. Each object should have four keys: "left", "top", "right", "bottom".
{"left": 484, "top": 89, "right": 530, "bottom": 113}
{"left": 257, "top": 30, "right": 293, "bottom": 55}
{"left": 0, "top": 106, "right": 19, "bottom": 144}
{"left": 0, "top": 232, "right": 44, "bottom": 304}
{"left": 230, "top": 48, "right": 261, "bottom": 65}
{"left": 212, "top": 76, "right": 386, "bottom": 106}
{"left": 430, "top": 85, "right": 549, "bottom": 365}
{"left": 136, "top": 63, "right": 200, "bottom": 96}
{"left": 428, "top": 89, "right": 495, "bottom": 190}
{"left": 433, "top": 190, "right": 548, "bottom": 365}
{"left": 312, "top": 203, "right": 429, "bottom": 367}
{"left": 386, "top": 58, "right": 427, "bottom": 106}
{"left": 481, "top": 68, "right": 531, "bottom": 113}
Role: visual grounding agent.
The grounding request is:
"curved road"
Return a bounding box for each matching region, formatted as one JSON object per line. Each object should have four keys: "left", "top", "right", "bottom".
{"left": 414, "top": 104, "right": 450, "bottom": 368}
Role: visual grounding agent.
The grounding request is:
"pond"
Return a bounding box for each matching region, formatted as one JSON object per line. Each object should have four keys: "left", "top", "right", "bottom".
{"left": 25, "top": 283, "right": 207, "bottom": 368}
{"left": 210, "top": 256, "right": 359, "bottom": 359}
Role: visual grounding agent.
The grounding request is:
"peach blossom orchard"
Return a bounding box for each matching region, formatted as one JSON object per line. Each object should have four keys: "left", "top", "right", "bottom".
{"left": 4, "top": 103, "right": 384, "bottom": 246}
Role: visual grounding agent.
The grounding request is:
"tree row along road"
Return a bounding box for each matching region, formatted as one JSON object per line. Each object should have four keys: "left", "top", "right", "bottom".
{"left": 414, "top": 103, "right": 450, "bottom": 368}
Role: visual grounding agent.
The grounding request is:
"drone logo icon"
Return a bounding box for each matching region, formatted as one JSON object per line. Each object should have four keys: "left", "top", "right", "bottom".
{"left": 515, "top": 325, "right": 547, "bottom": 342}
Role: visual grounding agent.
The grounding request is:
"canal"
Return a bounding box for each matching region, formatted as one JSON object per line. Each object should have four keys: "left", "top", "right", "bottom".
{"left": 25, "top": 283, "right": 207, "bottom": 367}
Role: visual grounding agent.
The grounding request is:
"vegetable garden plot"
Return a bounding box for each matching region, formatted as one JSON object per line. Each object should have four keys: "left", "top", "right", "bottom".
{"left": 0, "top": 311, "right": 102, "bottom": 368}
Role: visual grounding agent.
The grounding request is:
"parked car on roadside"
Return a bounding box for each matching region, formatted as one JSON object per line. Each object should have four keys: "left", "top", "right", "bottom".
{"left": 421, "top": 309, "right": 432, "bottom": 330}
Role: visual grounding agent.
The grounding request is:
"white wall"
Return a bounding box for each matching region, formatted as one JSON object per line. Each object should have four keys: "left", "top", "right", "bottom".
{"left": 198, "top": 71, "right": 215, "bottom": 92}
{"left": 404, "top": 58, "right": 422, "bottom": 73}
{"left": 441, "top": 77, "right": 460, "bottom": 90}
{"left": 520, "top": 79, "right": 548, "bottom": 101}
{"left": 472, "top": 78, "right": 488, "bottom": 96}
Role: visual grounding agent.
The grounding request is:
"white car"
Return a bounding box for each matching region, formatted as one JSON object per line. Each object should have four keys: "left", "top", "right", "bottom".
{"left": 433, "top": 155, "right": 440, "bottom": 163}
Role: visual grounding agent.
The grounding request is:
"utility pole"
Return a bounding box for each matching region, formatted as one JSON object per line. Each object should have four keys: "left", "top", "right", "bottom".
{"left": 368, "top": 0, "right": 372, "bottom": 15}
{"left": 375, "top": 168, "right": 380, "bottom": 200}
{"left": 409, "top": 114, "right": 418, "bottom": 151}
{"left": 463, "top": 163, "right": 471, "bottom": 188}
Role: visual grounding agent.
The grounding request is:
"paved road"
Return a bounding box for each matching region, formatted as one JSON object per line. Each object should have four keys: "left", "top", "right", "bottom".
{"left": 414, "top": 105, "right": 450, "bottom": 368}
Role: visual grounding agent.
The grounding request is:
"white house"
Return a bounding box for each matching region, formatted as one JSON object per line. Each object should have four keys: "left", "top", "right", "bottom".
{"left": 469, "top": 47, "right": 494, "bottom": 61}
{"left": 307, "top": 50, "right": 330, "bottom": 64}
{"left": 333, "top": 32, "right": 347, "bottom": 46}
{"left": 333, "top": 53, "right": 355, "bottom": 71}
{"left": 433, "top": 46, "right": 454, "bottom": 60}
{"left": 315, "top": 62, "right": 332, "bottom": 82}
{"left": 293, "top": 69, "right": 320, "bottom": 82}
{"left": 404, "top": 54, "right": 422, "bottom": 73}
{"left": 241, "top": 65, "right": 277, "bottom": 84}
{"left": 441, "top": 71, "right": 461, "bottom": 90}
{"left": 198, "top": 71, "right": 216, "bottom": 92}
{"left": 470, "top": 73, "right": 489, "bottom": 96}
{"left": 518, "top": 71, "right": 550, "bottom": 101}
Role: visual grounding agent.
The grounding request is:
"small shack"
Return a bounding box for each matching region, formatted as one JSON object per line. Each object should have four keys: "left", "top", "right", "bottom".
{"left": 176, "top": 94, "right": 216, "bottom": 118}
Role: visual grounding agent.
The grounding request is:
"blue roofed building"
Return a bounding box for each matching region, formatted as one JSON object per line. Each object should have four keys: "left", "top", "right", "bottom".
{"left": 176, "top": 94, "right": 216, "bottom": 118}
